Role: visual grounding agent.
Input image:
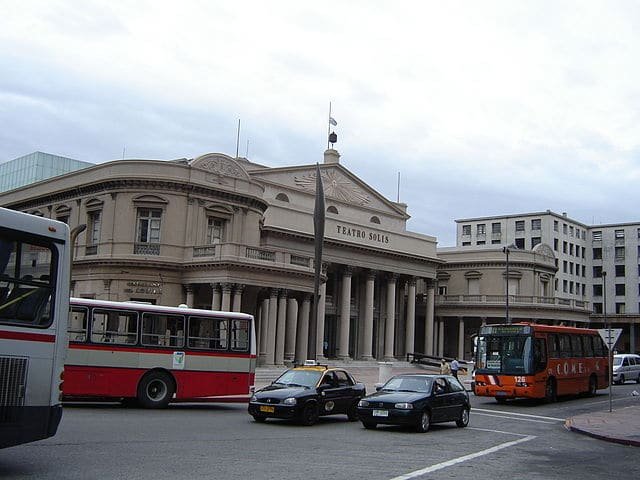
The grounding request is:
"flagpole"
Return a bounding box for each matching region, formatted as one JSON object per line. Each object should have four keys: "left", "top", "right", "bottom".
{"left": 327, "top": 102, "right": 332, "bottom": 149}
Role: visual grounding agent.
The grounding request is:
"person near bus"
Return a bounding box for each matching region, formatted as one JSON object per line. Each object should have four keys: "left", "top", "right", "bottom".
{"left": 440, "top": 359, "right": 451, "bottom": 375}
{"left": 451, "top": 358, "right": 460, "bottom": 379}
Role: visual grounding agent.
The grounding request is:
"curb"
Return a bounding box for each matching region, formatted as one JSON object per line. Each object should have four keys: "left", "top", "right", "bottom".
{"left": 564, "top": 418, "right": 640, "bottom": 447}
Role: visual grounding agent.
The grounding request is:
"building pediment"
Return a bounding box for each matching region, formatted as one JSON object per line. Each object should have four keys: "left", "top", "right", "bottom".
{"left": 190, "top": 153, "right": 251, "bottom": 181}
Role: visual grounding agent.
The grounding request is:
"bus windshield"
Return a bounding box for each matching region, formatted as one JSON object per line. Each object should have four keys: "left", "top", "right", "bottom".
{"left": 476, "top": 334, "right": 535, "bottom": 375}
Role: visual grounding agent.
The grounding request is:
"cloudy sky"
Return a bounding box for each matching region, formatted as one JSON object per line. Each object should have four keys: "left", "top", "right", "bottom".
{"left": 2, "top": 1, "right": 639, "bottom": 245}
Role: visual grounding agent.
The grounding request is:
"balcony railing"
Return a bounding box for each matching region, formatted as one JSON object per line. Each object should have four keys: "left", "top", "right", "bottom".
{"left": 134, "top": 243, "right": 160, "bottom": 255}
{"left": 246, "top": 247, "right": 276, "bottom": 262}
{"left": 435, "top": 294, "right": 590, "bottom": 311}
{"left": 193, "top": 245, "right": 216, "bottom": 257}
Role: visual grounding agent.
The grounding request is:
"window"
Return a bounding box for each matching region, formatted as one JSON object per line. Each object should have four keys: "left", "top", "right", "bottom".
{"left": 593, "top": 266, "right": 602, "bottom": 278}
{"left": 592, "top": 230, "right": 602, "bottom": 241}
{"left": 616, "top": 303, "right": 626, "bottom": 314}
{"left": 553, "top": 238, "right": 558, "bottom": 251}
{"left": 477, "top": 224, "right": 486, "bottom": 235}
{"left": 515, "top": 220, "right": 525, "bottom": 232}
{"left": 563, "top": 280, "right": 567, "bottom": 293}
{"left": 514, "top": 238, "right": 525, "bottom": 249}
{"left": 569, "top": 244, "right": 574, "bottom": 256}
{"left": 569, "top": 226, "right": 574, "bottom": 237}
{"left": 531, "top": 219, "right": 541, "bottom": 230}
{"left": 86, "top": 211, "right": 101, "bottom": 255}
{"left": 615, "top": 284, "right": 625, "bottom": 296}
{"left": 275, "top": 192, "right": 289, "bottom": 202}
{"left": 548, "top": 334, "right": 559, "bottom": 358}
{"left": 531, "top": 237, "right": 541, "bottom": 248}
{"left": 637, "top": 227, "right": 640, "bottom": 239}
{"left": 570, "top": 335, "right": 582, "bottom": 357}
{"left": 188, "top": 316, "right": 228, "bottom": 350}
{"left": 438, "top": 286, "right": 447, "bottom": 295}
{"left": 615, "top": 246, "right": 625, "bottom": 261}
{"left": 563, "top": 241, "right": 568, "bottom": 253}
{"left": 615, "top": 265, "right": 625, "bottom": 277}
{"left": 462, "top": 241, "right": 471, "bottom": 246}
{"left": 462, "top": 225, "right": 471, "bottom": 236}
{"left": 135, "top": 208, "right": 162, "bottom": 255}
{"left": 570, "top": 262, "right": 574, "bottom": 275}
{"left": 91, "top": 309, "right": 138, "bottom": 344}
{"left": 593, "top": 284, "right": 602, "bottom": 296}
{"left": 476, "top": 240, "right": 485, "bottom": 245}
{"left": 582, "top": 336, "right": 594, "bottom": 357}
{"left": 326, "top": 206, "right": 339, "bottom": 214}
{"left": 559, "top": 335, "right": 571, "bottom": 358}
{"left": 575, "top": 245, "right": 580, "bottom": 257}
{"left": 207, "top": 217, "right": 225, "bottom": 244}
{"left": 563, "top": 260, "right": 567, "bottom": 273}
{"left": 370, "top": 216, "right": 381, "bottom": 224}
{"left": 563, "top": 224, "right": 568, "bottom": 234}
{"left": 553, "top": 220, "right": 558, "bottom": 232}
{"left": 615, "top": 229, "right": 625, "bottom": 240}
{"left": 141, "top": 313, "right": 185, "bottom": 347}
{"left": 492, "top": 222, "right": 501, "bottom": 234}
{"left": 68, "top": 307, "right": 88, "bottom": 341}
{"left": 593, "top": 247, "right": 602, "bottom": 260}
{"left": 593, "top": 303, "right": 603, "bottom": 314}
{"left": 491, "top": 239, "right": 501, "bottom": 244}
{"left": 230, "top": 318, "right": 250, "bottom": 351}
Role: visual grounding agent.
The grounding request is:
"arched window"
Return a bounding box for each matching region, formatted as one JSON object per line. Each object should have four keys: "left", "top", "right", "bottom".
{"left": 327, "top": 206, "right": 339, "bottom": 214}
{"left": 370, "top": 216, "right": 381, "bottom": 224}
{"left": 275, "top": 193, "right": 289, "bottom": 202}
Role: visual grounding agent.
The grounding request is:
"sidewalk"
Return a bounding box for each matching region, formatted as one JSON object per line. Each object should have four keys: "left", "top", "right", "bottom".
{"left": 565, "top": 405, "right": 640, "bottom": 447}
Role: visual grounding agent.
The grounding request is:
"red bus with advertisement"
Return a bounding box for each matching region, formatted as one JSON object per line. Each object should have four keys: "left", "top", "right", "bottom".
{"left": 64, "top": 298, "right": 256, "bottom": 407}
{"left": 474, "top": 323, "right": 609, "bottom": 402}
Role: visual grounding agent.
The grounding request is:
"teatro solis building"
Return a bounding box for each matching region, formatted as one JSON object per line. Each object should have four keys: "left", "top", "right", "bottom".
{"left": 0, "top": 148, "right": 445, "bottom": 365}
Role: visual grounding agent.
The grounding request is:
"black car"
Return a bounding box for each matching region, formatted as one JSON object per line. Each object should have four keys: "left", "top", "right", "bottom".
{"left": 356, "top": 374, "right": 470, "bottom": 432}
{"left": 248, "top": 364, "right": 366, "bottom": 426}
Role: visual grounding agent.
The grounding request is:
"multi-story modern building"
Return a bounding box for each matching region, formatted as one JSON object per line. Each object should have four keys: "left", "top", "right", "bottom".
{"left": 455, "top": 211, "right": 639, "bottom": 353}
{"left": 0, "top": 151, "right": 94, "bottom": 192}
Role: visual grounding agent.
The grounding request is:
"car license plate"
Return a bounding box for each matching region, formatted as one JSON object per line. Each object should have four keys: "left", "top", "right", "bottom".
{"left": 259, "top": 406, "right": 275, "bottom": 413}
{"left": 495, "top": 391, "right": 507, "bottom": 397}
{"left": 373, "top": 409, "right": 388, "bottom": 417}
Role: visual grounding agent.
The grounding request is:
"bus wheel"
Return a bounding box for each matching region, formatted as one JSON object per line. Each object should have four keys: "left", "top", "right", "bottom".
{"left": 137, "top": 371, "right": 175, "bottom": 408}
{"left": 544, "top": 378, "right": 557, "bottom": 403}
{"left": 587, "top": 375, "right": 597, "bottom": 396}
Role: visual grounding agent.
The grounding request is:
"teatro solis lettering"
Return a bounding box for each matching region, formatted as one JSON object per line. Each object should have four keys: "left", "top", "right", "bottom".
{"left": 336, "top": 224, "right": 389, "bottom": 244}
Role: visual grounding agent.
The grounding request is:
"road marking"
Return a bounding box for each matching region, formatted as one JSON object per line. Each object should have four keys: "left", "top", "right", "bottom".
{"left": 468, "top": 427, "right": 530, "bottom": 436}
{"left": 387, "top": 435, "right": 537, "bottom": 480}
{"left": 473, "top": 412, "right": 555, "bottom": 424}
{"left": 473, "top": 408, "right": 564, "bottom": 422}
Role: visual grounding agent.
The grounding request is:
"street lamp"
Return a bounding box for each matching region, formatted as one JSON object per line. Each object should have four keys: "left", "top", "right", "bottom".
{"left": 503, "top": 244, "right": 518, "bottom": 324}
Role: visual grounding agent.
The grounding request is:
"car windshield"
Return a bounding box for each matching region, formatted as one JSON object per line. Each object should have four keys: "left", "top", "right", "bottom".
{"left": 613, "top": 357, "right": 623, "bottom": 366}
{"left": 273, "top": 369, "right": 322, "bottom": 388}
{"left": 382, "top": 376, "right": 431, "bottom": 393}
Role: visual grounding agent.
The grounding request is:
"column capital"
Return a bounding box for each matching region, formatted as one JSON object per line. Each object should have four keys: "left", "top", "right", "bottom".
{"left": 407, "top": 276, "right": 417, "bottom": 287}
{"left": 234, "top": 284, "right": 245, "bottom": 293}
{"left": 222, "top": 283, "right": 233, "bottom": 293}
{"left": 269, "top": 288, "right": 279, "bottom": 298}
{"left": 366, "top": 269, "right": 377, "bottom": 281}
{"left": 387, "top": 272, "right": 399, "bottom": 283}
{"left": 184, "top": 284, "right": 194, "bottom": 293}
{"left": 342, "top": 265, "right": 354, "bottom": 277}
{"left": 279, "top": 289, "right": 289, "bottom": 299}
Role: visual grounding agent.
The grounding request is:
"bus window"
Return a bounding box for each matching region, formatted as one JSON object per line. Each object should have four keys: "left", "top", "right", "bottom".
{"left": 559, "top": 334, "right": 571, "bottom": 358}
{"left": 230, "top": 318, "right": 249, "bottom": 352}
{"left": 534, "top": 338, "right": 547, "bottom": 371}
{"left": 593, "top": 336, "right": 605, "bottom": 357}
{"left": 69, "top": 307, "right": 88, "bottom": 341}
{"left": 91, "top": 309, "right": 138, "bottom": 344}
{"left": 570, "top": 335, "right": 583, "bottom": 357}
{"left": 141, "top": 312, "right": 185, "bottom": 347}
{"left": 582, "top": 335, "right": 594, "bottom": 357}
{"left": 188, "top": 316, "right": 229, "bottom": 350}
{"left": 548, "top": 334, "right": 559, "bottom": 359}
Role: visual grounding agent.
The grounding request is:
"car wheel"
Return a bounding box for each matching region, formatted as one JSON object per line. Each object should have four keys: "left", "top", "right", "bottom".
{"left": 587, "top": 375, "right": 597, "bottom": 396}
{"left": 362, "top": 422, "right": 377, "bottom": 430}
{"left": 495, "top": 397, "right": 507, "bottom": 404}
{"left": 544, "top": 378, "right": 557, "bottom": 403}
{"left": 415, "top": 411, "right": 430, "bottom": 433}
{"left": 346, "top": 401, "right": 359, "bottom": 421}
{"left": 300, "top": 403, "right": 319, "bottom": 426}
{"left": 137, "top": 371, "right": 175, "bottom": 409}
{"left": 456, "top": 408, "right": 470, "bottom": 428}
{"left": 252, "top": 415, "right": 266, "bottom": 423}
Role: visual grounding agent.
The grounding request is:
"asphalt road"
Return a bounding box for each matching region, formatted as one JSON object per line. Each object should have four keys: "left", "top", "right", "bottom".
{"left": 1, "top": 383, "right": 638, "bottom": 480}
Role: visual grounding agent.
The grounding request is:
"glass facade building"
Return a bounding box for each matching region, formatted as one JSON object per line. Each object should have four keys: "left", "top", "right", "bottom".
{"left": 0, "top": 151, "right": 94, "bottom": 192}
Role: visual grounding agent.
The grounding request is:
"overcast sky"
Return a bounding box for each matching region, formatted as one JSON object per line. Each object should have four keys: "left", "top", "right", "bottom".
{"left": 2, "top": 1, "right": 639, "bottom": 246}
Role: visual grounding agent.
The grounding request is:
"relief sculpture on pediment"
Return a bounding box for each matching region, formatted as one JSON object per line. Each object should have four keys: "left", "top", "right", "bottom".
{"left": 294, "top": 170, "right": 371, "bottom": 206}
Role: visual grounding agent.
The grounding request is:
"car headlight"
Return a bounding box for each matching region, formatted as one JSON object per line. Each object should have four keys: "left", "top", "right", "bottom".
{"left": 250, "top": 395, "right": 257, "bottom": 402}
{"left": 283, "top": 397, "right": 297, "bottom": 405}
{"left": 358, "top": 399, "right": 369, "bottom": 407}
{"left": 394, "top": 403, "right": 413, "bottom": 409}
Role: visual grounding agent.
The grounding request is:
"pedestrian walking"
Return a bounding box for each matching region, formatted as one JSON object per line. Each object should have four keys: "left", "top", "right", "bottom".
{"left": 451, "top": 357, "right": 460, "bottom": 379}
{"left": 440, "top": 358, "right": 451, "bottom": 375}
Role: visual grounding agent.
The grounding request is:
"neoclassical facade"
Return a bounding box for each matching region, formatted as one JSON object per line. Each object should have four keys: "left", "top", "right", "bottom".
{"left": 0, "top": 149, "right": 442, "bottom": 365}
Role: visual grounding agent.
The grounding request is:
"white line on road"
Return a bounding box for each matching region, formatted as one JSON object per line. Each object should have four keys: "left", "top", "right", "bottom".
{"left": 473, "top": 408, "right": 564, "bottom": 422}
{"left": 473, "top": 412, "right": 555, "bottom": 424}
{"left": 387, "top": 435, "right": 537, "bottom": 480}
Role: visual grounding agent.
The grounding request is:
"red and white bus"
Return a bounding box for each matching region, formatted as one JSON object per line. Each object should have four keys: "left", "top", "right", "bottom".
{"left": 64, "top": 298, "right": 256, "bottom": 407}
{"left": 0, "top": 208, "right": 70, "bottom": 449}
{"left": 474, "top": 323, "right": 609, "bottom": 402}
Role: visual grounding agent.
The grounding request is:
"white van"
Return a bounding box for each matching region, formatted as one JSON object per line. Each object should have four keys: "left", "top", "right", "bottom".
{"left": 612, "top": 354, "right": 640, "bottom": 384}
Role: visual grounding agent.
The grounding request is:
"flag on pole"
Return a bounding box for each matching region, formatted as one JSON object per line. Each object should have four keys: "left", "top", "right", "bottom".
{"left": 329, "top": 116, "right": 337, "bottom": 126}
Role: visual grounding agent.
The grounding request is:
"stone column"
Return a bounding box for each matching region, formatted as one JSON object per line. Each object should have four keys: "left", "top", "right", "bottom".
{"left": 362, "top": 271, "right": 375, "bottom": 360}
{"left": 275, "top": 290, "right": 288, "bottom": 365}
{"left": 284, "top": 296, "right": 298, "bottom": 363}
{"left": 185, "top": 285, "right": 194, "bottom": 308}
{"left": 296, "top": 294, "right": 311, "bottom": 363}
{"left": 221, "top": 283, "right": 232, "bottom": 311}
{"left": 424, "top": 281, "right": 435, "bottom": 355}
{"left": 259, "top": 297, "right": 270, "bottom": 364}
{"left": 211, "top": 283, "right": 221, "bottom": 311}
{"left": 338, "top": 267, "right": 353, "bottom": 360}
{"left": 315, "top": 281, "right": 327, "bottom": 361}
{"left": 405, "top": 278, "right": 416, "bottom": 357}
{"left": 266, "top": 289, "right": 278, "bottom": 365}
{"left": 232, "top": 284, "right": 244, "bottom": 312}
{"left": 457, "top": 316, "right": 465, "bottom": 360}
{"left": 384, "top": 274, "right": 397, "bottom": 361}
{"left": 437, "top": 318, "right": 445, "bottom": 357}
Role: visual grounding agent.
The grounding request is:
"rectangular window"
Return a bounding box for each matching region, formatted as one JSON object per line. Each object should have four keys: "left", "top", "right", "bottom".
{"left": 637, "top": 227, "right": 640, "bottom": 239}
{"left": 477, "top": 224, "right": 486, "bottom": 235}
{"left": 569, "top": 244, "right": 574, "bottom": 256}
{"left": 559, "top": 335, "right": 571, "bottom": 358}
{"left": 563, "top": 224, "right": 568, "bottom": 234}
{"left": 91, "top": 309, "right": 138, "bottom": 344}
{"left": 563, "top": 241, "right": 568, "bottom": 254}
{"left": 615, "top": 284, "right": 625, "bottom": 295}
{"left": 141, "top": 313, "right": 185, "bottom": 347}
{"left": 515, "top": 238, "right": 525, "bottom": 249}
{"left": 135, "top": 208, "right": 162, "bottom": 255}
{"left": 230, "top": 318, "right": 250, "bottom": 351}
{"left": 616, "top": 303, "right": 626, "bottom": 314}
{"left": 491, "top": 239, "right": 501, "bottom": 244}
{"left": 69, "top": 307, "right": 88, "bottom": 342}
{"left": 188, "top": 316, "right": 229, "bottom": 350}
{"left": 462, "top": 241, "right": 471, "bottom": 246}
{"left": 569, "top": 226, "right": 574, "bottom": 237}
{"left": 515, "top": 220, "right": 525, "bottom": 232}
{"left": 86, "top": 211, "right": 101, "bottom": 255}
{"left": 531, "top": 237, "right": 541, "bottom": 248}
{"left": 563, "top": 260, "right": 567, "bottom": 273}
{"left": 593, "top": 266, "right": 602, "bottom": 278}
{"left": 593, "top": 284, "right": 602, "bottom": 296}
{"left": 615, "top": 265, "right": 625, "bottom": 277}
{"left": 570, "top": 335, "right": 582, "bottom": 357}
{"left": 531, "top": 219, "right": 541, "bottom": 230}
{"left": 615, "top": 229, "right": 625, "bottom": 240}
{"left": 462, "top": 225, "right": 471, "bottom": 236}
{"left": 492, "top": 222, "right": 501, "bottom": 234}
{"left": 206, "top": 217, "right": 225, "bottom": 244}
{"left": 593, "top": 302, "right": 603, "bottom": 314}
{"left": 593, "top": 247, "right": 602, "bottom": 260}
{"left": 575, "top": 245, "right": 580, "bottom": 257}
{"left": 553, "top": 220, "right": 559, "bottom": 232}
{"left": 615, "top": 246, "right": 625, "bottom": 261}
{"left": 553, "top": 238, "right": 558, "bottom": 251}
{"left": 476, "top": 240, "right": 485, "bottom": 245}
{"left": 592, "top": 230, "right": 602, "bottom": 241}
{"left": 548, "top": 334, "right": 559, "bottom": 358}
